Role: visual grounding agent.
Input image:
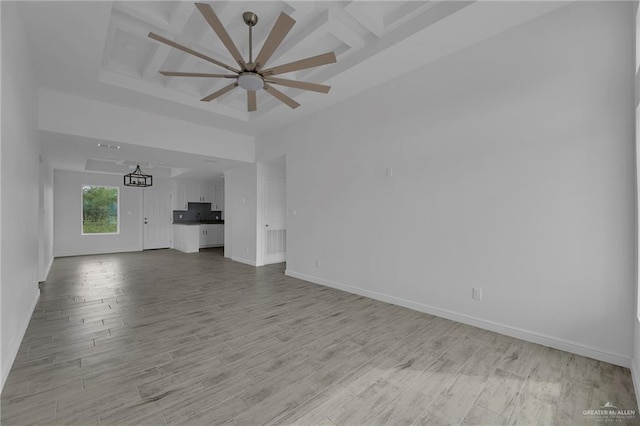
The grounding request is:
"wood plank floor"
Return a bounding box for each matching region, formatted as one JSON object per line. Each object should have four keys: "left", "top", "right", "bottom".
{"left": 1, "top": 248, "right": 637, "bottom": 425}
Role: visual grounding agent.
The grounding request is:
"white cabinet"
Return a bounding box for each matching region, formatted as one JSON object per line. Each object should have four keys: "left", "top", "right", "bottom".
{"left": 186, "top": 184, "right": 202, "bottom": 203}
{"left": 201, "top": 183, "right": 215, "bottom": 203}
{"left": 175, "top": 181, "right": 188, "bottom": 210}
{"left": 217, "top": 224, "right": 224, "bottom": 245}
{"left": 213, "top": 184, "right": 224, "bottom": 211}
{"left": 173, "top": 224, "right": 200, "bottom": 253}
{"left": 199, "top": 224, "right": 224, "bottom": 248}
{"left": 176, "top": 181, "right": 217, "bottom": 209}
{"left": 199, "top": 224, "right": 215, "bottom": 247}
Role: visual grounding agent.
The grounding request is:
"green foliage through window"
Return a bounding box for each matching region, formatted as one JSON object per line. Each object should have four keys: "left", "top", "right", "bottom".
{"left": 82, "top": 185, "right": 119, "bottom": 234}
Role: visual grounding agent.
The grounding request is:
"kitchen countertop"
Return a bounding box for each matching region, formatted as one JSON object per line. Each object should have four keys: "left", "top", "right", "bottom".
{"left": 173, "top": 220, "right": 225, "bottom": 225}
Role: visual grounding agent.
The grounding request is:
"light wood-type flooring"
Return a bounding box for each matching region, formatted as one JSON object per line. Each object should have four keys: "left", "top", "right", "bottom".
{"left": 1, "top": 248, "right": 638, "bottom": 425}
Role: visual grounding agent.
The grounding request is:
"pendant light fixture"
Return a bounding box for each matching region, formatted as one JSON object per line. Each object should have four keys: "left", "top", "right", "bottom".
{"left": 124, "top": 164, "right": 153, "bottom": 187}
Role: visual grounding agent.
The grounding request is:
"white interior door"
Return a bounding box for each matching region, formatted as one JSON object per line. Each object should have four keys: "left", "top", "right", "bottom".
{"left": 263, "top": 177, "right": 286, "bottom": 264}
{"left": 143, "top": 190, "right": 172, "bottom": 250}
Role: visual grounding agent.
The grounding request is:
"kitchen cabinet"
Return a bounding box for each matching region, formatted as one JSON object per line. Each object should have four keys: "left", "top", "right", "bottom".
{"left": 186, "top": 184, "right": 202, "bottom": 204}
{"left": 173, "top": 224, "right": 200, "bottom": 253}
{"left": 174, "top": 224, "right": 224, "bottom": 252}
{"left": 200, "top": 183, "right": 215, "bottom": 203}
{"left": 175, "top": 181, "right": 188, "bottom": 210}
{"left": 176, "top": 181, "right": 216, "bottom": 209}
{"left": 216, "top": 224, "right": 224, "bottom": 245}
{"left": 213, "top": 184, "right": 224, "bottom": 211}
{"left": 199, "top": 224, "right": 224, "bottom": 248}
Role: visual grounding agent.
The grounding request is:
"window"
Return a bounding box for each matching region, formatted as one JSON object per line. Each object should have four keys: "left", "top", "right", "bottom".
{"left": 82, "top": 185, "right": 119, "bottom": 234}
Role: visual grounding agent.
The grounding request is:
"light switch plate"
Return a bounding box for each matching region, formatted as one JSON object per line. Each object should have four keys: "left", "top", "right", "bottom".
{"left": 472, "top": 288, "right": 483, "bottom": 300}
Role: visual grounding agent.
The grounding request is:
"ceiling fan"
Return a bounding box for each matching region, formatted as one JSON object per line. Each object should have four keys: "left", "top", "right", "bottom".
{"left": 147, "top": 3, "right": 337, "bottom": 112}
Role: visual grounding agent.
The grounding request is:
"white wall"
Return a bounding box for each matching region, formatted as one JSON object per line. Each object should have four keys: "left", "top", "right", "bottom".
{"left": 39, "top": 158, "right": 54, "bottom": 282}
{"left": 1, "top": 2, "right": 43, "bottom": 389}
{"left": 54, "top": 170, "right": 174, "bottom": 257}
{"left": 224, "top": 164, "right": 258, "bottom": 266}
{"left": 39, "top": 89, "right": 255, "bottom": 163}
{"left": 225, "top": 160, "right": 286, "bottom": 266}
{"left": 258, "top": 2, "right": 635, "bottom": 366}
{"left": 0, "top": 0, "right": 4, "bottom": 391}
{"left": 633, "top": 0, "right": 640, "bottom": 404}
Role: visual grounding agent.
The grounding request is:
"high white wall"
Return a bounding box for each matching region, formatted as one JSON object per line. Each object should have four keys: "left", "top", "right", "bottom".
{"left": 39, "top": 90, "right": 255, "bottom": 164}
{"left": 224, "top": 164, "right": 258, "bottom": 265}
{"left": 39, "top": 158, "right": 54, "bottom": 282}
{"left": 258, "top": 2, "right": 635, "bottom": 366}
{"left": 0, "top": 0, "right": 4, "bottom": 391}
{"left": 54, "top": 170, "right": 174, "bottom": 257}
{"left": 633, "top": 0, "right": 640, "bottom": 405}
{"left": 1, "top": 2, "right": 43, "bottom": 389}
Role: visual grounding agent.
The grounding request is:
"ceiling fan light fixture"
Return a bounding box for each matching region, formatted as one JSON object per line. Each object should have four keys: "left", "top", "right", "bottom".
{"left": 237, "top": 72, "right": 264, "bottom": 91}
{"left": 149, "top": 4, "right": 336, "bottom": 111}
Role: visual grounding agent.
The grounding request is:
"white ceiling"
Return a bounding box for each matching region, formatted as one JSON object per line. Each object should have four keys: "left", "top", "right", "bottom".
{"left": 19, "top": 1, "right": 570, "bottom": 180}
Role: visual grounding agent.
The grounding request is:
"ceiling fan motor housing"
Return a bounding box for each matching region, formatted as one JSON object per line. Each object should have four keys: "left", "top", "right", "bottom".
{"left": 243, "top": 12, "right": 258, "bottom": 27}
{"left": 238, "top": 72, "right": 264, "bottom": 91}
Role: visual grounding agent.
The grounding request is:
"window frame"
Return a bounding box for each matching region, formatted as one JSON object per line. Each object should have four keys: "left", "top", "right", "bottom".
{"left": 81, "top": 184, "right": 120, "bottom": 235}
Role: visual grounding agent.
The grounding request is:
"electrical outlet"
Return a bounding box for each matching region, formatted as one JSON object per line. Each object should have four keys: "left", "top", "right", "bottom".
{"left": 472, "top": 288, "right": 483, "bottom": 300}
{"left": 316, "top": 259, "right": 321, "bottom": 268}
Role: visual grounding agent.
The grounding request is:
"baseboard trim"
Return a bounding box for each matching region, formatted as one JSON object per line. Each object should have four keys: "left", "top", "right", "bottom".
{"left": 632, "top": 360, "right": 640, "bottom": 407}
{"left": 231, "top": 256, "right": 257, "bottom": 266}
{"left": 1, "top": 288, "right": 40, "bottom": 392}
{"left": 54, "top": 248, "right": 140, "bottom": 258}
{"left": 285, "top": 269, "right": 631, "bottom": 368}
{"left": 39, "top": 255, "right": 54, "bottom": 282}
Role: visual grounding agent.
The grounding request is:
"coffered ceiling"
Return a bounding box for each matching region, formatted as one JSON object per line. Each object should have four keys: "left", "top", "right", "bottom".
{"left": 18, "top": 1, "right": 570, "bottom": 180}
{"left": 99, "top": 1, "right": 458, "bottom": 121}
{"left": 21, "top": 1, "right": 570, "bottom": 137}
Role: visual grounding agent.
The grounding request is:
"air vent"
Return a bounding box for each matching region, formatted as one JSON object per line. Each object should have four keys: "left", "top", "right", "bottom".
{"left": 265, "top": 229, "right": 286, "bottom": 255}
{"left": 97, "top": 143, "right": 120, "bottom": 149}
{"left": 121, "top": 160, "right": 166, "bottom": 168}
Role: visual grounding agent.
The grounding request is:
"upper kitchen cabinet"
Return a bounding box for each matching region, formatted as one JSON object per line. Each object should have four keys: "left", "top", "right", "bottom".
{"left": 213, "top": 183, "right": 224, "bottom": 211}
{"left": 176, "top": 181, "right": 216, "bottom": 209}
{"left": 201, "top": 183, "right": 215, "bottom": 203}
{"left": 175, "top": 181, "right": 188, "bottom": 210}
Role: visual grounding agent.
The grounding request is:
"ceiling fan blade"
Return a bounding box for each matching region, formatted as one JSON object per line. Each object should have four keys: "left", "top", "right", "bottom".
{"left": 195, "top": 3, "right": 247, "bottom": 70}
{"left": 253, "top": 12, "right": 296, "bottom": 72}
{"left": 148, "top": 32, "right": 240, "bottom": 73}
{"left": 247, "top": 91, "right": 257, "bottom": 112}
{"left": 265, "top": 77, "right": 331, "bottom": 94}
{"left": 264, "top": 83, "right": 300, "bottom": 109}
{"left": 261, "top": 51, "right": 336, "bottom": 76}
{"left": 160, "top": 71, "right": 237, "bottom": 78}
{"left": 201, "top": 82, "right": 238, "bottom": 102}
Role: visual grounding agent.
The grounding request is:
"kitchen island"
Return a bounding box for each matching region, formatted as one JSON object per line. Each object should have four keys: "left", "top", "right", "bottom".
{"left": 173, "top": 221, "right": 224, "bottom": 253}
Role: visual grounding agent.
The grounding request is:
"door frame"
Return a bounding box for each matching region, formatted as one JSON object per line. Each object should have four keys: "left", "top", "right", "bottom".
{"left": 142, "top": 189, "right": 172, "bottom": 250}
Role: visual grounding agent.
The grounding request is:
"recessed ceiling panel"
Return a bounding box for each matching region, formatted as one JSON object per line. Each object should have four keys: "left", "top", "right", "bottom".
{"left": 88, "top": 0, "right": 571, "bottom": 128}
{"left": 107, "top": 28, "right": 157, "bottom": 78}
